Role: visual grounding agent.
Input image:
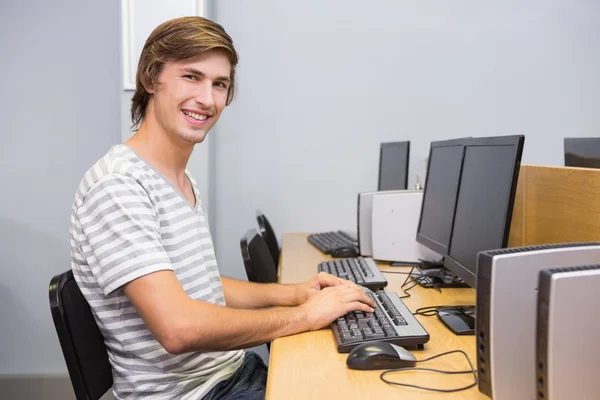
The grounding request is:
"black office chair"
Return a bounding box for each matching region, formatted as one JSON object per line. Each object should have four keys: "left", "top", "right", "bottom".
{"left": 256, "top": 210, "right": 280, "bottom": 269}
{"left": 49, "top": 270, "right": 113, "bottom": 400}
{"left": 240, "top": 228, "right": 278, "bottom": 284}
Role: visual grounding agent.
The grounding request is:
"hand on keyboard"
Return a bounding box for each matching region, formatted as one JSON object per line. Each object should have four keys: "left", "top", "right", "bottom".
{"left": 295, "top": 271, "right": 364, "bottom": 304}
{"left": 298, "top": 285, "right": 377, "bottom": 331}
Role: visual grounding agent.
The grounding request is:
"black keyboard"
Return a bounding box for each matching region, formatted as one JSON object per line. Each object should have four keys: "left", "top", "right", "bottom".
{"left": 332, "top": 288, "right": 430, "bottom": 353}
{"left": 318, "top": 257, "right": 387, "bottom": 291}
{"left": 308, "top": 231, "right": 357, "bottom": 254}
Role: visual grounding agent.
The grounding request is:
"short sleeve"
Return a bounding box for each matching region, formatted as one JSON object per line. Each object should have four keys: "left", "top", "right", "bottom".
{"left": 75, "top": 173, "right": 173, "bottom": 295}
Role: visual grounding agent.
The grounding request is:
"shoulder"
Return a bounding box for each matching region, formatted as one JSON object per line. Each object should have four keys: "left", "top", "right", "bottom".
{"left": 73, "top": 145, "right": 152, "bottom": 209}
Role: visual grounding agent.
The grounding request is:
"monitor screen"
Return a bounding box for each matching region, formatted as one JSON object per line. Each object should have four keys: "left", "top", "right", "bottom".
{"left": 378, "top": 141, "right": 410, "bottom": 190}
{"left": 564, "top": 137, "right": 600, "bottom": 169}
{"left": 416, "top": 139, "right": 466, "bottom": 255}
{"left": 444, "top": 135, "right": 524, "bottom": 288}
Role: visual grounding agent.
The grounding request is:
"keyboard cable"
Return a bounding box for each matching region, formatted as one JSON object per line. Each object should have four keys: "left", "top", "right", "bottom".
{"left": 380, "top": 266, "right": 443, "bottom": 295}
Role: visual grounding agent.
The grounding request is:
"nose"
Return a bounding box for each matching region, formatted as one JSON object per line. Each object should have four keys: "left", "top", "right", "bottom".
{"left": 194, "top": 81, "right": 215, "bottom": 109}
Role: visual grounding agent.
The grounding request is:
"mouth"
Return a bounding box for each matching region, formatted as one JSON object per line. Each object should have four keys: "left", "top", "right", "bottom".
{"left": 181, "top": 109, "right": 211, "bottom": 126}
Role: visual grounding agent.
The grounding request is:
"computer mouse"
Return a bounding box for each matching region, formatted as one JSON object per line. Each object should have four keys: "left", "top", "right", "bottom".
{"left": 346, "top": 342, "right": 417, "bottom": 370}
{"left": 330, "top": 246, "right": 359, "bottom": 258}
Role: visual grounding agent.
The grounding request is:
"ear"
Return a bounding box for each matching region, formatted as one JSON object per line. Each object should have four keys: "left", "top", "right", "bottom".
{"left": 143, "top": 80, "right": 155, "bottom": 94}
{"left": 139, "top": 72, "right": 155, "bottom": 94}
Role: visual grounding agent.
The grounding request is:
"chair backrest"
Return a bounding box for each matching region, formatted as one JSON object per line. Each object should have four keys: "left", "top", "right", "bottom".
{"left": 49, "top": 270, "right": 113, "bottom": 400}
{"left": 240, "top": 229, "right": 278, "bottom": 283}
{"left": 256, "top": 210, "right": 280, "bottom": 269}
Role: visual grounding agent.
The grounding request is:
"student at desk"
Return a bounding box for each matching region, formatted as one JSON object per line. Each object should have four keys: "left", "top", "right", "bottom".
{"left": 69, "top": 16, "right": 375, "bottom": 400}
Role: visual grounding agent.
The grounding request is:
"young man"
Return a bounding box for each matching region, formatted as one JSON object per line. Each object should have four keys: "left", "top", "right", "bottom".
{"left": 70, "top": 16, "right": 375, "bottom": 400}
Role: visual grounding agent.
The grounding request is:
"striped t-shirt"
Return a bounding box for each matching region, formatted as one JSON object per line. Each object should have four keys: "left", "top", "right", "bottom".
{"left": 69, "top": 144, "right": 244, "bottom": 399}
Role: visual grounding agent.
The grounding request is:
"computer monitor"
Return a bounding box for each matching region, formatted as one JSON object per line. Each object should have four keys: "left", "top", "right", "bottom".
{"left": 564, "top": 137, "right": 600, "bottom": 169}
{"left": 444, "top": 135, "right": 525, "bottom": 289}
{"left": 378, "top": 141, "right": 410, "bottom": 190}
{"left": 415, "top": 139, "right": 466, "bottom": 256}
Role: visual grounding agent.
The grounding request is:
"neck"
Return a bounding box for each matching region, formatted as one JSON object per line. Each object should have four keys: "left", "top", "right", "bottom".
{"left": 126, "top": 111, "right": 193, "bottom": 183}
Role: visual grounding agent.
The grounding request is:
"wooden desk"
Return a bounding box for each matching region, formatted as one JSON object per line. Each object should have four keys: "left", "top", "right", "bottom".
{"left": 266, "top": 233, "right": 487, "bottom": 400}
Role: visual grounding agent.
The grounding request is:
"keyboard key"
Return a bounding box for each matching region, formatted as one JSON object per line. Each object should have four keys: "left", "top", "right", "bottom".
{"left": 358, "top": 320, "right": 370, "bottom": 330}
{"left": 366, "top": 332, "right": 386, "bottom": 340}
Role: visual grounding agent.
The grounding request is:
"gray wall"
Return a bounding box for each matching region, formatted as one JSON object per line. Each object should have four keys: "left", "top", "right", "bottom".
{"left": 210, "top": 0, "right": 600, "bottom": 280}
{"left": 0, "top": 0, "right": 120, "bottom": 385}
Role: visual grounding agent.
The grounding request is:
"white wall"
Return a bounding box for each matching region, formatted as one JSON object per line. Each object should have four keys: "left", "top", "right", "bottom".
{"left": 210, "top": 0, "right": 600, "bottom": 280}
{"left": 0, "top": 0, "right": 121, "bottom": 376}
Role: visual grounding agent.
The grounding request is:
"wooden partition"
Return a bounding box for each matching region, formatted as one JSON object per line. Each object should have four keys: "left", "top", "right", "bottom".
{"left": 508, "top": 164, "right": 600, "bottom": 247}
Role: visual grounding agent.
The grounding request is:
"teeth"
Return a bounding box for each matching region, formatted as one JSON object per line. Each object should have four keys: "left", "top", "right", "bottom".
{"left": 183, "top": 110, "right": 208, "bottom": 121}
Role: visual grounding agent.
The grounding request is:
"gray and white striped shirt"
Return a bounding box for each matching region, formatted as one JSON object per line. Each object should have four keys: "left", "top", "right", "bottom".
{"left": 70, "top": 144, "right": 244, "bottom": 399}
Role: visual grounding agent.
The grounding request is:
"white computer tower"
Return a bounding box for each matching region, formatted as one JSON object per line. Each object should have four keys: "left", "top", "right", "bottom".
{"left": 476, "top": 243, "right": 600, "bottom": 400}
{"left": 536, "top": 265, "right": 600, "bottom": 400}
{"left": 357, "top": 190, "right": 404, "bottom": 257}
{"left": 370, "top": 190, "right": 440, "bottom": 263}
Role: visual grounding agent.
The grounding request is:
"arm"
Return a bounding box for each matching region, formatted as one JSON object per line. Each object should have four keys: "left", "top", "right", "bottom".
{"left": 124, "top": 270, "right": 375, "bottom": 354}
{"left": 220, "top": 276, "right": 300, "bottom": 308}
{"left": 221, "top": 272, "right": 348, "bottom": 309}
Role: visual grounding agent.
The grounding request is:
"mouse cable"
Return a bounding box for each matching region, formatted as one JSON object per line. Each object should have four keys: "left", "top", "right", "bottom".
{"left": 380, "top": 349, "right": 477, "bottom": 393}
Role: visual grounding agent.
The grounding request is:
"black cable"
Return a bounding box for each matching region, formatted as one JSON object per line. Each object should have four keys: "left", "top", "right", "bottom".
{"left": 380, "top": 350, "right": 477, "bottom": 393}
{"left": 402, "top": 266, "right": 416, "bottom": 287}
{"left": 379, "top": 270, "right": 442, "bottom": 299}
{"left": 397, "top": 280, "right": 420, "bottom": 299}
{"left": 412, "top": 306, "right": 440, "bottom": 317}
{"left": 409, "top": 265, "right": 444, "bottom": 292}
{"left": 380, "top": 268, "right": 422, "bottom": 299}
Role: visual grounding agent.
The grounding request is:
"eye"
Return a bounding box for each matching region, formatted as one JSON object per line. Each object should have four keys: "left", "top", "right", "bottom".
{"left": 214, "top": 81, "right": 228, "bottom": 89}
{"left": 183, "top": 75, "right": 197, "bottom": 81}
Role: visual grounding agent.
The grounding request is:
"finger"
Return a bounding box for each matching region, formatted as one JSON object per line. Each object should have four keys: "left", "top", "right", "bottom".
{"left": 344, "top": 280, "right": 361, "bottom": 289}
{"left": 345, "top": 301, "right": 375, "bottom": 314}
{"left": 316, "top": 272, "right": 346, "bottom": 287}
{"left": 338, "top": 289, "right": 377, "bottom": 308}
{"left": 358, "top": 293, "right": 377, "bottom": 308}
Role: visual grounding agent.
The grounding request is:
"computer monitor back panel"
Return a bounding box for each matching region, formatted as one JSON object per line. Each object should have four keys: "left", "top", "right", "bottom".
{"left": 378, "top": 141, "right": 410, "bottom": 191}
{"left": 445, "top": 135, "right": 524, "bottom": 288}
{"left": 371, "top": 191, "right": 440, "bottom": 263}
{"left": 564, "top": 137, "right": 600, "bottom": 169}
{"left": 357, "top": 190, "right": 404, "bottom": 256}
{"left": 537, "top": 265, "right": 600, "bottom": 400}
{"left": 476, "top": 243, "right": 600, "bottom": 400}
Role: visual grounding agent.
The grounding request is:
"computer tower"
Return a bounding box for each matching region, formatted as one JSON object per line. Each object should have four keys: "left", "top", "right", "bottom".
{"left": 370, "top": 191, "right": 440, "bottom": 263}
{"left": 357, "top": 190, "right": 404, "bottom": 257}
{"left": 357, "top": 191, "right": 377, "bottom": 257}
{"left": 536, "top": 265, "right": 600, "bottom": 400}
{"left": 476, "top": 243, "right": 600, "bottom": 400}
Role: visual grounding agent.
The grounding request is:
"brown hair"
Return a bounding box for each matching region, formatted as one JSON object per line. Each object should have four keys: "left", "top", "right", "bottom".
{"left": 130, "top": 16, "right": 238, "bottom": 129}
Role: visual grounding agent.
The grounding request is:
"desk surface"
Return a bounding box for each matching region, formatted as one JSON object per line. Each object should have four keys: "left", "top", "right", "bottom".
{"left": 266, "top": 233, "right": 487, "bottom": 400}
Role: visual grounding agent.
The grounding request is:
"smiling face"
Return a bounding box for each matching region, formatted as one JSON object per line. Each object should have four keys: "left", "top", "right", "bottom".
{"left": 145, "top": 50, "right": 232, "bottom": 145}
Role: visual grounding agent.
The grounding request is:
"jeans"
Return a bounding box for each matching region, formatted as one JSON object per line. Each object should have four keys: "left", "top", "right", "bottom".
{"left": 203, "top": 352, "right": 268, "bottom": 400}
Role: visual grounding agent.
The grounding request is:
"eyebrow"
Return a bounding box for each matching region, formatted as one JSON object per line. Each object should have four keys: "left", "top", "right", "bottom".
{"left": 180, "top": 67, "right": 231, "bottom": 82}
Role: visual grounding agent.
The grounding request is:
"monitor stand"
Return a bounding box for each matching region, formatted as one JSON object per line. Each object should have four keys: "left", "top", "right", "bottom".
{"left": 436, "top": 306, "right": 476, "bottom": 335}
{"left": 410, "top": 267, "right": 470, "bottom": 288}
